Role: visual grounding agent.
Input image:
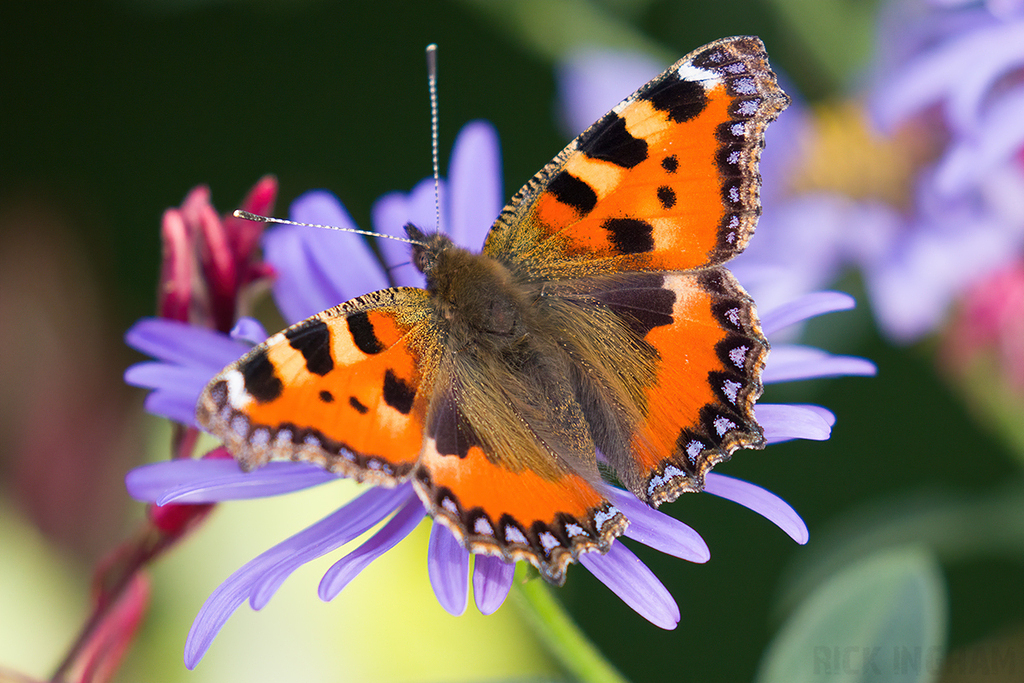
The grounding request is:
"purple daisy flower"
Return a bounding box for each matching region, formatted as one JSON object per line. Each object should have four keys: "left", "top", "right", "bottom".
{"left": 125, "top": 120, "right": 874, "bottom": 668}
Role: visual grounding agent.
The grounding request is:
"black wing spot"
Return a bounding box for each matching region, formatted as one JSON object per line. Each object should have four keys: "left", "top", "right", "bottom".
{"left": 286, "top": 319, "right": 334, "bottom": 376}
{"left": 602, "top": 217, "right": 655, "bottom": 254}
{"left": 578, "top": 112, "right": 648, "bottom": 168}
{"left": 548, "top": 171, "right": 598, "bottom": 216}
{"left": 319, "top": 390, "right": 335, "bottom": 403}
{"left": 645, "top": 72, "right": 708, "bottom": 123}
{"left": 240, "top": 350, "right": 283, "bottom": 403}
{"left": 383, "top": 369, "right": 416, "bottom": 415}
{"left": 662, "top": 155, "right": 679, "bottom": 173}
{"left": 349, "top": 396, "right": 369, "bottom": 414}
{"left": 347, "top": 312, "right": 385, "bottom": 355}
{"left": 657, "top": 186, "right": 677, "bottom": 209}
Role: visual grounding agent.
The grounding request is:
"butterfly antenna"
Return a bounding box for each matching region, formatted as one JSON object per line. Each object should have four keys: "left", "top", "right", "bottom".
{"left": 426, "top": 43, "right": 441, "bottom": 233}
{"left": 233, "top": 211, "right": 426, "bottom": 247}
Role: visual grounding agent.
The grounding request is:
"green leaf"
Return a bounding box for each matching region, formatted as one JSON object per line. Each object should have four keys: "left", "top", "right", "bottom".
{"left": 757, "top": 547, "right": 947, "bottom": 683}
{"left": 776, "top": 485, "right": 1024, "bottom": 613}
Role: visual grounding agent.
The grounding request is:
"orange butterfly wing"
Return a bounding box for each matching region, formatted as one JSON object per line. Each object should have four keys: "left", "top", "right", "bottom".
{"left": 484, "top": 36, "right": 788, "bottom": 280}
{"left": 197, "top": 288, "right": 435, "bottom": 485}
{"left": 588, "top": 270, "right": 768, "bottom": 505}
{"left": 416, "top": 441, "right": 624, "bottom": 585}
{"left": 482, "top": 36, "right": 785, "bottom": 505}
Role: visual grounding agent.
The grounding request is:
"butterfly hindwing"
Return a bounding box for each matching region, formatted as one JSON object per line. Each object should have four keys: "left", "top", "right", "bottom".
{"left": 197, "top": 288, "right": 437, "bottom": 485}
{"left": 601, "top": 269, "right": 767, "bottom": 505}
{"left": 415, "top": 438, "right": 625, "bottom": 586}
{"left": 531, "top": 269, "right": 767, "bottom": 506}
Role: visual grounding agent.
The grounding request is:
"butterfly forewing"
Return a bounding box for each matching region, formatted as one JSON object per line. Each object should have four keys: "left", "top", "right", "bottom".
{"left": 483, "top": 36, "right": 788, "bottom": 280}
{"left": 197, "top": 288, "right": 436, "bottom": 484}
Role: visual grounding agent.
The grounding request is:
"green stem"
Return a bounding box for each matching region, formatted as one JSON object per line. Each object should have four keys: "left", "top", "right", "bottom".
{"left": 514, "top": 579, "right": 632, "bottom": 683}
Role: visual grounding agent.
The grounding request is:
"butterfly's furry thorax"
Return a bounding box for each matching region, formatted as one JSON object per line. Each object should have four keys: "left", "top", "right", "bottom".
{"left": 406, "top": 224, "right": 533, "bottom": 345}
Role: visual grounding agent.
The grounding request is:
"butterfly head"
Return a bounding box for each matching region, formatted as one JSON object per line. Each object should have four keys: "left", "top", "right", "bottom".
{"left": 404, "top": 223, "right": 456, "bottom": 280}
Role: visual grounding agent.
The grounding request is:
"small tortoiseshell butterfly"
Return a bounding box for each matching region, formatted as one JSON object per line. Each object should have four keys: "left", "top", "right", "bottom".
{"left": 197, "top": 36, "right": 789, "bottom": 584}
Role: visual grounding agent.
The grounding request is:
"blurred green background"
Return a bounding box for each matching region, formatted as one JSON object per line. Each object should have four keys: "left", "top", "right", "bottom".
{"left": 2, "top": 1, "right": 1023, "bottom": 682}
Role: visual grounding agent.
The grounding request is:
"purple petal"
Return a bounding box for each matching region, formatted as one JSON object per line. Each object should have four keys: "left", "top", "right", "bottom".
{"left": 945, "top": 24, "right": 1024, "bottom": 134}
{"left": 763, "top": 344, "right": 878, "bottom": 383}
{"left": 184, "top": 485, "right": 412, "bottom": 668}
{"left": 125, "top": 318, "right": 247, "bottom": 368}
{"left": 376, "top": 177, "right": 447, "bottom": 242}
{"left": 405, "top": 177, "right": 449, "bottom": 235}
{"left": 703, "top": 473, "right": 808, "bottom": 544}
{"left": 124, "top": 361, "right": 213, "bottom": 393}
{"left": 262, "top": 223, "right": 339, "bottom": 323}
{"left": 759, "top": 291, "right": 856, "bottom": 336}
{"left": 605, "top": 488, "right": 710, "bottom": 562}
{"left": 448, "top": 120, "right": 503, "bottom": 248}
{"left": 124, "top": 350, "right": 213, "bottom": 424}
{"left": 427, "top": 523, "right": 469, "bottom": 616}
{"left": 264, "top": 190, "right": 390, "bottom": 323}
{"left": 579, "top": 543, "right": 680, "bottom": 629}
{"left": 935, "top": 86, "right": 1024, "bottom": 194}
{"left": 557, "top": 48, "right": 663, "bottom": 137}
{"left": 288, "top": 189, "right": 355, "bottom": 227}
{"left": 732, "top": 196, "right": 898, "bottom": 316}
{"left": 126, "top": 459, "right": 340, "bottom": 505}
{"left": 757, "top": 403, "right": 835, "bottom": 443}
{"left": 861, "top": 199, "right": 1024, "bottom": 342}
{"left": 372, "top": 121, "right": 504, "bottom": 282}
{"left": 318, "top": 496, "right": 427, "bottom": 601}
{"left": 229, "top": 317, "right": 268, "bottom": 345}
{"left": 289, "top": 190, "right": 388, "bottom": 298}
{"left": 371, "top": 188, "right": 422, "bottom": 241}
{"left": 472, "top": 555, "right": 516, "bottom": 615}
{"left": 873, "top": 18, "right": 1024, "bottom": 133}
{"left": 371, "top": 182, "right": 445, "bottom": 288}
{"left": 249, "top": 485, "right": 418, "bottom": 610}
{"left": 143, "top": 390, "right": 201, "bottom": 427}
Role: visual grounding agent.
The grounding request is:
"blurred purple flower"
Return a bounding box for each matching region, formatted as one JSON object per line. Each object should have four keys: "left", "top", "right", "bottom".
{"left": 125, "top": 120, "right": 873, "bottom": 668}
{"left": 863, "top": 0, "right": 1024, "bottom": 340}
